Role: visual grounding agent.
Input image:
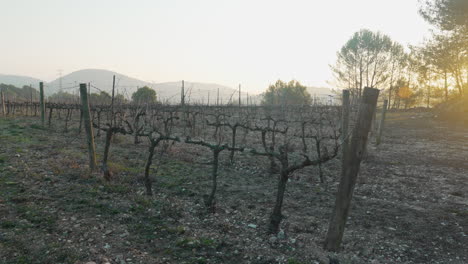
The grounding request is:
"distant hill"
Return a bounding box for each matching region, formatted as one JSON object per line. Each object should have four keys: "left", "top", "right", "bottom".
{"left": 46, "top": 69, "right": 256, "bottom": 104}
{"left": 0, "top": 74, "right": 43, "bottom": 89}
{"left": 0, "top": 69, "right": 332, "bottom": 105}
{"left": 46, "top": 69, "right": 149, "bottom": 96}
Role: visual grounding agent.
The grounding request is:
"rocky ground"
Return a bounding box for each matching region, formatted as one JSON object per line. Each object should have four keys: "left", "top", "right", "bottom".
{"left": 0, "top": 112, "right": 467, "bottom": 264}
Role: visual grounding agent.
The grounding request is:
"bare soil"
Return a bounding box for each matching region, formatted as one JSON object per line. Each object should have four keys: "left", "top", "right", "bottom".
{"left": 0, "top": 112, "right": 467, "bottom": 264}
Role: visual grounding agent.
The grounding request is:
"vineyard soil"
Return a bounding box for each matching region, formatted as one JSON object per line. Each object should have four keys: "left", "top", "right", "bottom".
{"left": 0, "top": 112, "right": 467, "bottom": 264}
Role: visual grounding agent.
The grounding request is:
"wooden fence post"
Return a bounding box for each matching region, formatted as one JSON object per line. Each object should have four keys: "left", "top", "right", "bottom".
{"left": 341, "top": 90, "right": 350, "bottom": 165}
{"left": 39, "top": 82, "right": 45, "bottom": 127}
{"left": 1, "top": 88, "right": 5, "bottom": 117}
{"left": 79, "top": 83, "right": 97, "bottom": 170}
{"left": 239, "top": 84, "right": 241, "bottom": 106}
{"left": 324, "top": 87, "right": 380, "bottom": 251}
{"left": 376, "top": 99, "right": 388, "bottom": 146}
{"left": 181, "top": 80, "right": 185, "bottom": 106}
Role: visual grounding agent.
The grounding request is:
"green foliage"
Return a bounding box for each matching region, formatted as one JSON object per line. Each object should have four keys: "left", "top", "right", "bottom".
{"left": 89, "top": 91, "right": 111, "bottom": 105}
{"left": 131, "top": 86, "right": 157, "bottom": 104}
{"left": 331, "top": 29, "right": 396, "bottom": 97}
{"left": 393, "top": 79, "right": 422, "bottom": 109}
{"left": 262, "top": 80, "right": 311, "bottom": 105}
{"left": 419, "top": 0, "right": 468, "bottom": 33}
{"left": 0, "top": 84, "right": 39, "bottom": 102}
{"left": 287, "top": 258, "right": 305, "bottom": 264}
{"left": 418, "top": 1, "right": 467, "bottom": 99}
{"left": 48, "top": 91, "right": 78, "bottom": 103}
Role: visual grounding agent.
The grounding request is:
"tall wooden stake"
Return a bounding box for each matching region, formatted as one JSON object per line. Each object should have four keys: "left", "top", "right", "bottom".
{"left": 238, "top": 84, "right": 241, "bottom": 106}
{"left": 181, "top": 80, "right": 185, "bottom": 105}
{"left": 1, "top": 88, "right": 5, "bottom": 117}
{"left": 39, "top": 82, "right": 45, "bottom": 126}
{"left": 80, "top": 83, "right": 97, "bottom": 170}
{"left": 341, "top": 90, "right": 350, "bottom": 167}
{"left": 324, "top": 87, "right": 379, "bottom": 251}
{"left": 110, "top": 75, "right": 115, "bottom": 125}
{"left": 217, "top": 88, "right": 219, "bottom": 106}
{"left": 376, "top": 99, "right": 388, "bottom": 145}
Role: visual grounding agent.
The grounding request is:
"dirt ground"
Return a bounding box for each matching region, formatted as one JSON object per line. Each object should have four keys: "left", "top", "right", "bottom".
{"left": 0, "top": 112, "right": 467, "bottom": 264}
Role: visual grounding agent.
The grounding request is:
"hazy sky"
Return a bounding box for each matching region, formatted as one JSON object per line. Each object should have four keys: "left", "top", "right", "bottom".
{"left": 0, "top": 0, "right": 431, "bottom": 93}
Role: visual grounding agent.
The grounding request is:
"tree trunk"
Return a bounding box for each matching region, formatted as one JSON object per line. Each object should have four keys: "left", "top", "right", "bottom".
{"left": 102, "top": 127, "right": 114, "bottom": 181}
{"left": 229, "top": 126, "right": 237, "bottom": 164}
{"left": 144, "top": 142, "right": 157, "bottom": 196}
{"left": 316, "top": 140, "right": 324, "bottom": 183}
{"left": 48, "top": 107, "right": 53, "bottom": 127}
{"left": 269, "top": 171, "right": 288, "bottom": 233}
{"left": 206, "top": 149, "right": 220, "bottom": 211}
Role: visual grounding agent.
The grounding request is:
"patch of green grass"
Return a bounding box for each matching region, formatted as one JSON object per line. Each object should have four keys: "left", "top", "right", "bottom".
{"left": 167, "top": 225, "right": 186, "bottom": 235}
{"left": 16, "top": 205, "right": 57, "bottom": 228}
{"left": 0, "top": 172, "right": 26, "bottom": 201}
{"left": 191, "top": 257, "right": 207, "bottom": 264}
{"left": 103, "top": 183, "right": 131, "bottom": 194}
{"left": 0, "top": 154, "right": 7, "bottom": 165}
{"left": 128, "top": 216, "right": 165, "bottom": 242}
{"left": 108, "top": 161, "right": 141, "bottom": 174}
{"left": 1, "top": 238, "right": 82, "bottom": 264}
{"left": 90, "top": 202, "right": 121, "bottom": 215}
{"left": 199, "top": 237, "right": 216, "bottom": 247}
{"left": 1, "top": 220, "right": 17, "bottom": 229}
{"left": 134, "top": 195, "right": 152, "bottom": 207}
{"left": 176, "top": 237, "right": 217, "bottom": 250}
{"left": 287, "top": 258, "right": 305, "bottom": 264}
{"left": 29, "top": 123, "right": 43, "bottom": 130}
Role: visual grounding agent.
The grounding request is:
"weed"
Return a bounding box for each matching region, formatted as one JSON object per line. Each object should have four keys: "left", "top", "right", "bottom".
{"left": 1, "top": 220, "right": 17, "bottom": 229}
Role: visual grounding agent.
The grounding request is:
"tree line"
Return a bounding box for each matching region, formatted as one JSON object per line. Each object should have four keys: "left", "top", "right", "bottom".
{"left": 331, "top": 0, "right": 467, "bottom": 109}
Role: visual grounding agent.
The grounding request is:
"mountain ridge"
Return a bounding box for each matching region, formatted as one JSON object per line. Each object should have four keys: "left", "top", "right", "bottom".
{"left": 1, "top": 69, "right": 333, "bottom": 104}
{"left": 0, "top": 74, "right": 43, "bottom": 89}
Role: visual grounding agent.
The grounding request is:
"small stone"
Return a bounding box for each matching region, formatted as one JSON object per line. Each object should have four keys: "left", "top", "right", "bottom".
{"left": 247, "top": 224, "right": 257, "bottom": 229}
{"left": 269, "top": 236, "right": 278, "bottom": 244}
{"left": 277, "top": 230, "right": 286, "bottom": 239}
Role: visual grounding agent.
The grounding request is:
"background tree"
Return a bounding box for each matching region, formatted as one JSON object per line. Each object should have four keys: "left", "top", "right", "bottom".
{"left": 419, "top": 0, "right": 468, "bottom": 33}
{"left": 419, "top": 0, "right": 467, "bottom": 96}
{"left": 262, "top": 80, "right": 312, "bottom": 106}
{"left": 331, "top": 29, "right": 395, "bottom": 100}
{"left": 131, "top": 86, "right": 157, "bottom": 104}
{"left": 387, "top": 42, "right": 408, "bottom": 108}
{"left": 90, "top": 91, "right": 112, "bottom": 105}
{"left": 48, "top": 91, "right": 78, "bottom": 103}
{"left": 394, "top": 79, "right": 421, "bottom": 109}
{"left": 0, "top": 84, "right": 40, "bottom": 102}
